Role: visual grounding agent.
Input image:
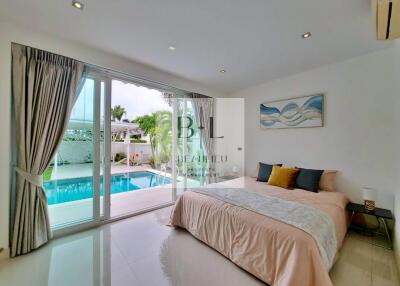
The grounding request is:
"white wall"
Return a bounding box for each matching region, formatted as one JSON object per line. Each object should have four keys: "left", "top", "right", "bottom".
{"left": 0, "top": 20, "right": 224, "bottom": 254}
{"left": 232, "top": 46, "right": 400, "bottom": 270}
{"left": 56, "top": 141, "right": 93, "bottom": 165}
{"left": 111, "top": 142, "right": 152, "bottom": 163}
{"left": 231, "top": 47, "right": 398, "bottom": 211}
{"left": 394, "top": 194, "right": 400, "bottom": 273}
{"left": 214, "top": 98, "right": 245, "bottom": 177}
{"left": 394, "top": 41, "right": 400, "bottom": 273}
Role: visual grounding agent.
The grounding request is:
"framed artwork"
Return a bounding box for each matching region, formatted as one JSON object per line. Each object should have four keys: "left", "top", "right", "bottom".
{"left": 260, "top": 94, "right": 324, "bottom": 129}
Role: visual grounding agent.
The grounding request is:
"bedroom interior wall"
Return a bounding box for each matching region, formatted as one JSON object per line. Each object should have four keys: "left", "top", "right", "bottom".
{"left": 231, "top": 46, "right": 398, "bottom": 211}
{"left": 394, "top": 40, "right": 400, "bottom": 273}
{"left": 0, "top": 20, "right": 225, "bottom": 257}
{"left": 395, "top": 194, "right": 400, "bottom": 273}
{"left": 214, "top": 98, "right": 245, "bottom": 177}
{"left": 232, "top": 44, "right": 400, "bottom": 270}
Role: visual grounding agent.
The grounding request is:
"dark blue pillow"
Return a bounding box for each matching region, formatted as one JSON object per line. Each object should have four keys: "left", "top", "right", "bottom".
{"left": 295, "top": 168, "right": 324, "bottom": 192}
{"left": 256, "top": 162, "right": 282, "bottom": 182}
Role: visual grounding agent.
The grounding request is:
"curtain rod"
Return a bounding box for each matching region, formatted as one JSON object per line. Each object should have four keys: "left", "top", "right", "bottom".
{"left": 11, "top": 42, "right": 210, "bottom": 98}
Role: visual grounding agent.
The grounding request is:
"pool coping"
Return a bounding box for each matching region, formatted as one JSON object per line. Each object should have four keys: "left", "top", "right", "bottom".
{"left": 45, "top": 169, "right": 173, "bottom": 206}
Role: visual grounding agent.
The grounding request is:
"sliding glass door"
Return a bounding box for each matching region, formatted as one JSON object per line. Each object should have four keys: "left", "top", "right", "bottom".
{"left": 44, "top": 70, "right": 182, "bottom": 232}
{"left": 44, "top": 77, "right": 97, "bottom": 228}
{"left": 174, "top": 96, "right": 209, "bottom": 195}
{"left": 43, "top": 73, "right": 111, "bottom": 230}
{"left": 109, "top": 79, "right": 174, "bottom": 217}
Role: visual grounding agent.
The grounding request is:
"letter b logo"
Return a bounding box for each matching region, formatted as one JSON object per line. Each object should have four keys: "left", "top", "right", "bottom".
{"left": 178, "top": 116, "right": 195, "bottom": 138}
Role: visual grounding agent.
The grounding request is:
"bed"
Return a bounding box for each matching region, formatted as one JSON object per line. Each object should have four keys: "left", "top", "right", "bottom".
{"left": 169, "top": 177, "right": 349, "bottom": 286}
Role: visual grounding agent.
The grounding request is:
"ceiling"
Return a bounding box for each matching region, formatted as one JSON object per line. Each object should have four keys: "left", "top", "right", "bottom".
{"left": 0, "top": 0, "right": 392, "bottom": 93}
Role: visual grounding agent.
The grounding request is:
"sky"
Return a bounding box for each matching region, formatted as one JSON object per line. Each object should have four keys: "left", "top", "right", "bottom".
{"left": 111, "top": 80, "right": 172, "bottom": 121}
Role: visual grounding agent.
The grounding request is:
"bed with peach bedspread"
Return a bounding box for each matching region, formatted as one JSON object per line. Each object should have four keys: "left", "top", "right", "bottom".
{"left": 169, "top": 177, "right": 349, "bottom": 286}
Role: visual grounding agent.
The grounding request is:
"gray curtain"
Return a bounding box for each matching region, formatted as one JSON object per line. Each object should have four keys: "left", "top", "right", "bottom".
{"left": 191, "top": 94, "right": 215, "bottom": 184}
{"left": 10, "top": 44, "right": 85, "bottom": 257}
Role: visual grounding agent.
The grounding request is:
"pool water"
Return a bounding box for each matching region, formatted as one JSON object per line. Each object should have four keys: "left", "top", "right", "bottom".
{"left": 44, "top": 171, "right": 171, "bottom": 205}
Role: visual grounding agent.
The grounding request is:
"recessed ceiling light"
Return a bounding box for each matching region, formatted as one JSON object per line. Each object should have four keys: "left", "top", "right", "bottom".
{"left": 168, "top": 46, "right": 176, "bottom": 51}
{"left": 72, "top": 1, "right": 84, "bottom": 10}
{"left": 219, "top": 69, "right": 227, "bottom": 74}
{"left": 302, "top": 32, "right": 311, "bottom": 39}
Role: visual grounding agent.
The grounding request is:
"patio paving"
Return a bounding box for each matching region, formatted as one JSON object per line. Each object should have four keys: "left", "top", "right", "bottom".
{"left": 46, "top": 162, "right": 203, "bottom": 227}
{"left": 47, "top": 163, "right": 174, "bottom": 227}
{"left": 48, "top": 186, "right": 174, "bottom": 227}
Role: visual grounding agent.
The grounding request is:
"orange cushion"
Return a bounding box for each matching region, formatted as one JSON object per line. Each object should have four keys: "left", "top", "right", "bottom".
{"left": 267, "top": 165, "right": 299, "bottom": 189}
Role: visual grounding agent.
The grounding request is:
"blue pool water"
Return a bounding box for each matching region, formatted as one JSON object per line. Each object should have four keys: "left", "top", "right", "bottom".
{"left": 44, "top": 171, "right": 171, "bottom": 205}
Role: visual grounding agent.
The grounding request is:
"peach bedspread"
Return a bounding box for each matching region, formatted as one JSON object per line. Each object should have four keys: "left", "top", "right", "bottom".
{"left": 169, "top": 177, "right": 349, "bottom": 286}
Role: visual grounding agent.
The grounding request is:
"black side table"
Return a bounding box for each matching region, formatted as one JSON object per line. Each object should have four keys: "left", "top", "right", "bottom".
{"left": 346, "top": 202, "right": 393, "bottom": 249}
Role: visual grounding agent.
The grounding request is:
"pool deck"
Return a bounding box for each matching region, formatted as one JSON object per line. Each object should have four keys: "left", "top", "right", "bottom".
{"left": 47, "top": 163, "right": 199, "bottom": 227}
{"left": 48, "top": 185, "right": 174, "bottom": 227}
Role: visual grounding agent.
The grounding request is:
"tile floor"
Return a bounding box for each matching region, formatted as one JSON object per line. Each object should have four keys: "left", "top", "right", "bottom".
{"left": 0, "top": 207, "right": 399, "bottom": 286}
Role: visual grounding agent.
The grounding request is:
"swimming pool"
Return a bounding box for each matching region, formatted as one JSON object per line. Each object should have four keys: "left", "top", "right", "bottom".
{"left": 44, "top": 171, "right": 171, "bottom": 205}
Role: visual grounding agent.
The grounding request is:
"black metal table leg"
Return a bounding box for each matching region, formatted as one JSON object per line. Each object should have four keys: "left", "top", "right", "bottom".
{"left": 379, "top": 217, "right": 392, "bottom": 250}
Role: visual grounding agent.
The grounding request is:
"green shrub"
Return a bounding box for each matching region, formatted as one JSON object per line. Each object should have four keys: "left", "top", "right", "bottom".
{"left": 147, "top": 156, "right": 155, "bottom": 168}
{"left": 130, "top": 134, "right": 142, "bottom": 139}
{"left": 130, "top": 139, "right": 147, "bottom": 143}
{"left": 114, "top": 152, "right": 126, "bottom": 162}
{"left": 43, "top": 166, "right": 53, "bottom": 181}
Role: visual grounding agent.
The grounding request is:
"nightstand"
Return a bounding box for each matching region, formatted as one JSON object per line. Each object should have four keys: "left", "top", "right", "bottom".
{"left": 346, "top": 202, "right": 393, "bottom": 250}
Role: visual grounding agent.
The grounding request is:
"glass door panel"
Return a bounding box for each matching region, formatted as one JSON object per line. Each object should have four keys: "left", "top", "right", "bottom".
{"left": 44, "top": 78, "right": 96, "bottom": 228}
{"left": 43, "top": 71, "right": 186, "bottom": 230}
{"left": 185, "top": 99, "right": 208, "bottom": 187}
{"left": 174, "top": 97, "right": 209, "bottom": 196}
{"left": 100, "top": 79, "right": 111, "bottom": 220}
{"left": 99, "top": 81, "right": 105, "bottom": 217}
{"left": 109, "top": 79, "right": 174, "bottom": 217}
{"left": 175, "top": 97, "right": 187, "bottom": 197}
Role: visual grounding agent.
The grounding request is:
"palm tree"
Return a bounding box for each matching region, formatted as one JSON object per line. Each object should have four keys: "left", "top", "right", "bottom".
{"left": 133, "top": 113, "right": 157, "bottom": 156}
{"left": 111, "top": 105, "right": 126, "bottom": 122}
{"left": 154, "top": 111, "right": 172, "bottom": 162}
{"left": 133, "top": 111, "right": 172, "bottom": 165}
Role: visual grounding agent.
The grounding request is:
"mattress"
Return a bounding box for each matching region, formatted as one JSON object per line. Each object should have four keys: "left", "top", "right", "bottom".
{"left": 169, "top": 177, "right": 349, "bottom": 286}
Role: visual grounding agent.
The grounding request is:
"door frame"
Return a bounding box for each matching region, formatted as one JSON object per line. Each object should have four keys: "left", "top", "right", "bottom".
{"left": 85, "top": 71, "right": 112, "bottom": 223}
{"left": 51, "top": 68, "right": 184, "bottom": 237}
{"left": 51, "top": 73, "right": 109, "bottom": 235}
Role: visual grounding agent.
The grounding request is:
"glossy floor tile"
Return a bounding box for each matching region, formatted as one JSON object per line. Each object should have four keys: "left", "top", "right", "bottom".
{"left": 0, "top": 207, "right": 399, "bottom": 286}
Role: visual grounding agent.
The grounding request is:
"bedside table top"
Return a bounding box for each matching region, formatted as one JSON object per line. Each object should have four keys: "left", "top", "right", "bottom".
{"left": 346, "top": 202, "right": 393, "bottom": 220}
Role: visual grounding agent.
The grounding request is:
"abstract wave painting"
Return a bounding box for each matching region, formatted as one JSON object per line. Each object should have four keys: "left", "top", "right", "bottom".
{"left": 260, "top": 94, "right": 323, "bottom": 129}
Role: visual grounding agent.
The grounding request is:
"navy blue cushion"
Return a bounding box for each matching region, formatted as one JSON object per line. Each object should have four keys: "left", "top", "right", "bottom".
{"left": 256, "top": 162, "right": 281, "bottom": 182}
{"left": 295, "top": 168, "right": 324, "bottom": 192}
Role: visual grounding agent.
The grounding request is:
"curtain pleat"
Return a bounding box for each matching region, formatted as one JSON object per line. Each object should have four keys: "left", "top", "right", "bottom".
{"left": 191, "top": 94, "right": 215, "bottom": 184}
{"left": 10, "top": 43, "right": 85, "bottom": 257}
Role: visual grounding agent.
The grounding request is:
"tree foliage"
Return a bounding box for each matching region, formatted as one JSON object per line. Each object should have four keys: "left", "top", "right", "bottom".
{"left": 133, "top": 111, "right": 172, "bottom": 164}
{"left": 111, "top": 105, "right": 126, "bottom": 122}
